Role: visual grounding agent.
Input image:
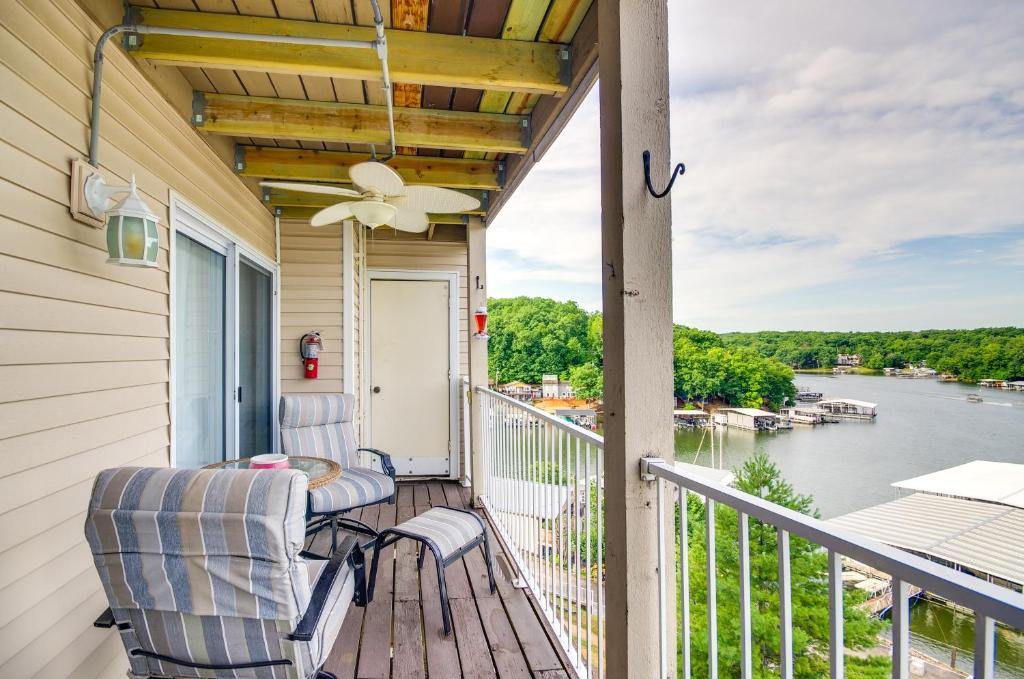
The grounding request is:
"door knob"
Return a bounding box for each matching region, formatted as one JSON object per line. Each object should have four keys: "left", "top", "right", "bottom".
{"left": 373, "top": 386, "right": 382, "bottom": 393}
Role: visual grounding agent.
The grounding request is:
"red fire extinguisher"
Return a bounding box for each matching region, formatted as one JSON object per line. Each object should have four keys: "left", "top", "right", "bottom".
{"left": 300, "top": 331, "right": 324, "bottom": 379}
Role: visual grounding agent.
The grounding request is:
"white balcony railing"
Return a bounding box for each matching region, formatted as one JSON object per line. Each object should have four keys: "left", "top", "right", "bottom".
{"left": 644, "top": 458, "right": 1024, "bottom": 679}
{"left": 477, "top": 391, "right": 1024, "bottom": 679}
{"left": 476, "top": 388, "right": 605, "bottom": 678}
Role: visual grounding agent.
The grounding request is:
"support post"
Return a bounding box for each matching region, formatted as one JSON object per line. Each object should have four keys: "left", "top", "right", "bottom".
{"left": 467, "top": 217, "right": 488, "bottom": 503}
{"left": 599, "top": 1, "right": 677, "bottom": 676}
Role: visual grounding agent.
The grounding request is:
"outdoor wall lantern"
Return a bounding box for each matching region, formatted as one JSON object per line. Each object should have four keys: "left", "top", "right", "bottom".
{"left": 82, "top": 170, "right": 161, "bottom": 268}
{"left": 473, "top": 306, "right": 489, "bottom": 340}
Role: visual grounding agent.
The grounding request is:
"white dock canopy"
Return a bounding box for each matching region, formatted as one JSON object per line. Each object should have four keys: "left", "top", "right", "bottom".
{"left": 892, "top": 460, "right": 1024, "bottom": 509}
{"left": 830, "top": 493, "right": 1024, "bottom": 590}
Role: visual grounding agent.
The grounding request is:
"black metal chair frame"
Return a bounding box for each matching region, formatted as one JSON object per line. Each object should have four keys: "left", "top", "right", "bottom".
{"left": 366, "top": 506, "right": 496, "bottom": 636}
{"left": 94, "top": 536, "right": 367, "bottom": 679}
{"left": 305, "top": 446, "right": 396, "bottom": 554}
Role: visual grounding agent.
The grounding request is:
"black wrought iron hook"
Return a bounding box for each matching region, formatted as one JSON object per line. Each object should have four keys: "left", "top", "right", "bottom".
{"left": 642, "top": 150, "right": 686, "bottom": 198}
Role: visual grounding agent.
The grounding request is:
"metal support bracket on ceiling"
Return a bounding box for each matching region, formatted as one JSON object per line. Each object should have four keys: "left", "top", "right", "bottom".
{"left": 496, "top": 160, "right": 507, "bottom": 188}
{"left": 519, "top": 118, "right": 532, "bottom": 150}
{"left": 233, "top": 145, "right": 246, "bottom": 173}
{"left": 87, "top": 1, "right": 395, "bottom": 166}
{"left": 558, "top": 46, "right": 573, "bottom": 87}
{"left": 191, "top": 91, "right": 206, "bottom": 127}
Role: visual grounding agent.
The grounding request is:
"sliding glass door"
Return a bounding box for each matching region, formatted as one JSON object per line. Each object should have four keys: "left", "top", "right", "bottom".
{"left": 238, "top": 259, "right": 274, "bottom": 455}
{"left": 173, "top": 232, "right": 226, "bottom": 468}
{"left": 172, "top": 202, "right": 278, "bottom": 468}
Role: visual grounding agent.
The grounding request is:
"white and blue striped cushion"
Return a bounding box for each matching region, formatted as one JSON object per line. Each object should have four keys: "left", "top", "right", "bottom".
{"left": 279, "top": 394, "right": 357, "bottom": 468}
{"left": 394, "top": 508, "right": 484, "bottom": 559}
{"left": 308, "top": 468, "right": 395, "bottom": 514}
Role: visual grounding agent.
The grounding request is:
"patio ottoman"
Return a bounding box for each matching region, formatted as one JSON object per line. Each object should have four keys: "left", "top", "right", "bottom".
{"left": 366, "top": 506, "right": 497, "bottom": 635}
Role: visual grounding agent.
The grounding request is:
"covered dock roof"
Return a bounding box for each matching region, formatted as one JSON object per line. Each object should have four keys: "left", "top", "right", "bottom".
{"left": 892, "top": 460, "right": 1024, "bottom": 509}
{"left": 830, "top": 493, "right": 1024, "bottom": 588}
{"left": 818, "top": 398, "right": 877, "bottom": 408}
{"left": 721, "top": 407, "right": 777, "bottom": 417}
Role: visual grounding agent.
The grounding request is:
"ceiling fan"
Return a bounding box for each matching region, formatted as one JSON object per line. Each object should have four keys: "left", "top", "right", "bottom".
{"left": 260, "top": 162, "right": 480, "bottom": 233}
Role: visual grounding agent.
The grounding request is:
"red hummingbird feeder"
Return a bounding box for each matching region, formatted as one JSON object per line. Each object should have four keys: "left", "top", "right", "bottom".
{"left": 473, "top": 306, "right": 489, "bottom": 339}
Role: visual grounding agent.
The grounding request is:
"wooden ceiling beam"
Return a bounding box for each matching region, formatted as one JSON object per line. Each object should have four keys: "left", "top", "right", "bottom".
{"left": 195, "top": 92, "right": 529, "bottom": 154}
{"left": 237, "top": 146, "right": 502, "bottom": 190}
{"left": 129, "top": 7, "right": 569, "bottom": 95}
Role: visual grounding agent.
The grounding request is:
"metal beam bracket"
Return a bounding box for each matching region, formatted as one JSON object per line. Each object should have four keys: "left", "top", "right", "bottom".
{"left": 191, "top": 91, "right": 206, "bottom": 127}
{"left": 558, "top": 45, "right": 573, "bottom": 86}
{"left": 519, "top": 118, "right": 532, "bottom": 149}
{"left": 639, "top": 457, "right": 665, "bottom": 482}
{"left": 233, "top": 145, "right": 246, "bottom": 173}
{"left": 496, "top": 160, "right": 506, "bottom": 188}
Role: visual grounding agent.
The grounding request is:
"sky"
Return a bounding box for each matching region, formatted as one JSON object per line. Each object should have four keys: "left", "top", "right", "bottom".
{"left": 487, "top": 1, "right": 1024, "bottom": 332}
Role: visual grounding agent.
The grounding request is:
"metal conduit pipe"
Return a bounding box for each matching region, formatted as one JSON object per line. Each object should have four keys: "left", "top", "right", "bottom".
{"left": 89, "top": 12, "right": 395, "bottom": 165}
{"left": 368, "top": 0, "right": 397, "bottom": 159}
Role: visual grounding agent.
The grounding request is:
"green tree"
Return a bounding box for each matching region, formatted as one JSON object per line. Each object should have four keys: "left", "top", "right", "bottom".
{"left": 487, "top": 297, "right": 600, "bottom": 382}
{"left": 683, "top": 454, "right": 884, "bottom": 678}
{"left": 569, "top": 362, "right": 603, "bottom": 400}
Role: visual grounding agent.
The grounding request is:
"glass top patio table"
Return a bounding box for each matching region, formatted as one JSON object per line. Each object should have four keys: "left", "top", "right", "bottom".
{"left": 203, "top": 456, "right": 340, "bottom": 490}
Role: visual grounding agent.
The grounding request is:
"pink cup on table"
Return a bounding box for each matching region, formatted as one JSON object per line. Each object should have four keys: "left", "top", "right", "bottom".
{"left": 249, "top": 454, "right": 290, "bottom": 470}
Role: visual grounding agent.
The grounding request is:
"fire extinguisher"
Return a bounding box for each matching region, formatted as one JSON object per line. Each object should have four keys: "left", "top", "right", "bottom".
{"left": 300, "top": 331, "right": 324, "bottom": 379}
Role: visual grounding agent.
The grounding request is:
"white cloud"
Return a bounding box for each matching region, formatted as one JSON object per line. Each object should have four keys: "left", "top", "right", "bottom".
{"left": 489, "top": 1, "right": 1024, "bottom": 331}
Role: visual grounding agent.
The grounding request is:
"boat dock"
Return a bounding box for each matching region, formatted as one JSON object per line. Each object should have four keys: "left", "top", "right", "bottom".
{"left": 714, "top": 407, "right": 779, "bottom": 431}
{"left": 673, "top": 408, "right": 710, "bottom": 429}
{"left": 816, "top": 398, "right": 878, "bottom": 420}
{"left": 830, "top": 462, "right": 1024, "bottom": 596}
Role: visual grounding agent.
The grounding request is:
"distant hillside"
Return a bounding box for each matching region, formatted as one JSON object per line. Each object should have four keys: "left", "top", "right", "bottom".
{"left": 719, "top": 328, "right": 1024, "bottom": 381}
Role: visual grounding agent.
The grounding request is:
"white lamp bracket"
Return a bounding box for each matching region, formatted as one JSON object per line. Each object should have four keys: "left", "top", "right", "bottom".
{"left": 83, "top": 172, "right": 132, "bottom": 218}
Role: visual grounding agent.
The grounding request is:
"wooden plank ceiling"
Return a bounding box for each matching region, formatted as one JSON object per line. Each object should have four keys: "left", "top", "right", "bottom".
{"left": 125, "top": 0, "right": 595, "bottom": 226}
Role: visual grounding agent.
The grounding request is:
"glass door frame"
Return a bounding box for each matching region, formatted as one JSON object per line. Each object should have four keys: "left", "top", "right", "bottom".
{"left": 169, "top": 193, "right": 280, "bottom": 467}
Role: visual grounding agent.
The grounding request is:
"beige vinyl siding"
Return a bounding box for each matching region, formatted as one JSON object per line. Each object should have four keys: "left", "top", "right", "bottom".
{"left": 279, "top": 219, "right": 343, "bottom": 393}
{"left": 0, "top": 0, "right": 272, "bottom": 677}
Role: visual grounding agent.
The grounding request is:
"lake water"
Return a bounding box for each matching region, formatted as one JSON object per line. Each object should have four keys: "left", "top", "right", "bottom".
{"left": 674, "top": 374, "right": 1024, "bottom": 518}
{"left": 674, "top": 374, "right": 1024, "bottom": 676}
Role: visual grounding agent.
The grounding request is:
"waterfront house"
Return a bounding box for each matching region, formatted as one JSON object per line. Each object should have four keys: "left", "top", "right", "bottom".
{"left": 837, "top": 353, "right": 863, "bottom": 366}
{"left": 542, "top": 373, "right": 576, "bottom": 399}
{"left": 2, "top": 1, "right": 1021, "bottom": 678}
{"left": 498, "top": 380, "right": 541, "bottom": 401}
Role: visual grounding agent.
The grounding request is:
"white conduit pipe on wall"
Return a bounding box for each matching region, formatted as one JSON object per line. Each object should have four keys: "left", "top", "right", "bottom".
{"left": 88, "top": 4, "right": 396, "bottom": 165}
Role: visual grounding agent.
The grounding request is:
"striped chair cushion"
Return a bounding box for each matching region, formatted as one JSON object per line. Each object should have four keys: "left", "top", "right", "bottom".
{"left": 110, "top": 561, "right": 356, "bottom": 679}
{"left": 279, "top": 394, "right": 357, "bottom": 468}
{"left": 394, "top": 507, "right": 484, "bottom": 559}
{"left": 308, "top": 467, "right": 396, "bottom": 514}
{"left": 86, "top": 467, "right": 311, "bottom": 620}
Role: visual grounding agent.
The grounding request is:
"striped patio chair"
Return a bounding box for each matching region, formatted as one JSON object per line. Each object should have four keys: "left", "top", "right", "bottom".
{"left": 86, "top": 467, "right": 366, "bottom": 679}
{"left": 279, "top": 393, "right": 396, "bottom": 551}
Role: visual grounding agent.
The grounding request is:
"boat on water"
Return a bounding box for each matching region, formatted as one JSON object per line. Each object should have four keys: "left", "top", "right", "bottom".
{"left": 967, "top": 394, "right": 983, "bottom": 403}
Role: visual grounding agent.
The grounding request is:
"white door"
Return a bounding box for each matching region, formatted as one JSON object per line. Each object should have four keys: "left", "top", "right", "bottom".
{"left": 369, "top": 276, "right": 455, "bottom": 476}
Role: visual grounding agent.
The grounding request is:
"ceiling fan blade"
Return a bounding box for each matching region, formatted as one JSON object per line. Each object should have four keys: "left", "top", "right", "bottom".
{"left": 349, "top": 161, "right": 405, "bottom": 197}
{"left": 392, "top": 186, "right": 480, "bottom": 214}
{"left": 389, "top": 206, "right": 430, "bottom": 233}
{"left": 309, "top": 202, "right": 355, "bottom": 227}
{"left": 259, "top": 181, "right": 360, "bottom": 197}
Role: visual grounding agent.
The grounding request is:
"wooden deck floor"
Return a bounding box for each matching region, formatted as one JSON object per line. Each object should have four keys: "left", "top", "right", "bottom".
{"left": 310, "top": 480, "right": 575, "bottom": 679}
